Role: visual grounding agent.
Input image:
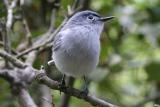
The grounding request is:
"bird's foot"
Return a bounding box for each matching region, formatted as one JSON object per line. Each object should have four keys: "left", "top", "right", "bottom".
{"left": 80, "top": 87, "right": 89, "bottom": 96}
{"left": 58, "top": 75, "right": 66, "bottom": 94}
{"left": 80, "top": 76, "right": 89, "bottom": 96}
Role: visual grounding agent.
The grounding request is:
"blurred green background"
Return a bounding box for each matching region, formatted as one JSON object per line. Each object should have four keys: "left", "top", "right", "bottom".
{"left": 0, "top": 0, "right": 160, "bottom": 107}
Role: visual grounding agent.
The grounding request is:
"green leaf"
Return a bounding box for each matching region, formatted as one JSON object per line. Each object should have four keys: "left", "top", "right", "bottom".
{"left": 145, "top": 61, "right": 160, "bottom": 81}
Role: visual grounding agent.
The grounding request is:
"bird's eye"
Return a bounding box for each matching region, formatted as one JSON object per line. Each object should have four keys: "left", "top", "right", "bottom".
{"left": 87, "top": 15, "right": 94, "bottom": 20}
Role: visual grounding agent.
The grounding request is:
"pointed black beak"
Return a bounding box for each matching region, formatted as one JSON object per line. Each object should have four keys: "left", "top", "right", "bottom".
{"left": 99, "top": 16, "right": 115, "bottom": 22}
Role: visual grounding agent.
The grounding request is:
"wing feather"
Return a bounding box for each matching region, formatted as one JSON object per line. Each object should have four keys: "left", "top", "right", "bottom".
{"left": 52, "top": 33, "right": 62, "bottom": 51}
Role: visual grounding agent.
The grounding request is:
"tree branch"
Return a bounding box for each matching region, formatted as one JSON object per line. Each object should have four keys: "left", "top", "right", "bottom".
{"left": 36, "top": 68, "right": 118, "bottom": 107}
{"left": 0, "top": 1, "right": 118, "bottom": 107}
{"left": 60, "top": 76, "right": 75, "bottom": 107}
{"left": 16, "top": 17, "right": 67, "bottom": 58}
{"left": 17, "top": 88, "right": 37, "bottom": 107}
{"left": 40, "top": 85, "right": 53, "bottom": 107}
{"left": 0, "top": 55, "right": 118, "bottom": 107}
{"left": 3, "top": 0, "right": 18, "bottom": 66}
{"left": 0, "top": 50, "right": 26, "bottom": 68}
{"left": 16, "top": 0, "right": 81, "bottom": 58}
{"left": 0, "top": 68, "right": 37, "bottom": 107}
{"left": 22, "top": 17, "right": 32, "bottom": 47}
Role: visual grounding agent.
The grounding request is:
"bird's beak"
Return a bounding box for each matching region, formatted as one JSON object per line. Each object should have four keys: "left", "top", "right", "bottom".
{"left": 99, "top": 16, "right": 115, "bottom": 22}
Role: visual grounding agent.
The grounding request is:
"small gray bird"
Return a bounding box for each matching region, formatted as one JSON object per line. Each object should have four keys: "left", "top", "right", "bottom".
{"left": 49, "top": 10, "right": 114, "bottom": 93}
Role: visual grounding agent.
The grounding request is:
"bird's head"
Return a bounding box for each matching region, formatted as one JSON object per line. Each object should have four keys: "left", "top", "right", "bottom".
{"left": 66, "top": 10, "right": 114, "bottom": 27}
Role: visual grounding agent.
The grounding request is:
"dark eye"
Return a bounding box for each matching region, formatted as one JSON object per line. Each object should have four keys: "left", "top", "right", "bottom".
{"left": 87, "top": 15, "right": 94, "bottom": 20}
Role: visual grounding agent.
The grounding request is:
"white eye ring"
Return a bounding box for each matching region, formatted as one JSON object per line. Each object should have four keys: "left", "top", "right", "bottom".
{"left": 87, "top": 15, "right": 95, "bottom": 20}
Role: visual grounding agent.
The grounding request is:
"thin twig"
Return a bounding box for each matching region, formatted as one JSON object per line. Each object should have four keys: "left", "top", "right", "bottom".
{"left": 16, "top": 0, "right": 82, "bottom": 58}
{"left": 22, "top": 17, "right": 32, "bottom": 46}
{"left": 49, "top": 9, "right": 56, "bottom": 32}
{"left": 4, "top": 0, "right": 18, "bottom": 28}
{"left": 0, "top": 50, "right": 26, "bottom": 68}
{"left": 0, "top": 41, "right": 18, "bottom": 55}
{"left": 72, "top": 0, "right": 80, "bottom": 10}
{"left": 3, "top": 0, "right": 18, "bottom": 66}
{"left": 49, "top": 0, "right": 61, "bottom": 32}
{"left": 16, "top": 18, "right": 68, "bottom": 58}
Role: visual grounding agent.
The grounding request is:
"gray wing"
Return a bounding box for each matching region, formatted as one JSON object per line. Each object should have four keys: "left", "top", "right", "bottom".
{"left": 48, "top": 34, "right": 62, "bottom": 65}
{"left": 52, "top": 33, "right": 62, "bottom": 51}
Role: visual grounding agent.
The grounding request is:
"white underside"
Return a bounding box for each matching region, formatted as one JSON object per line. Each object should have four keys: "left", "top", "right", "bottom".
{"left": 52, "top": 27, "right": 101, "bottom": 77}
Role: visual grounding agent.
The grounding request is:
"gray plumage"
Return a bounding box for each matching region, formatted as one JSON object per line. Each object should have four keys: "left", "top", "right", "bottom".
{"left": 50, "top": 10, "right": 114, "bottom": 77}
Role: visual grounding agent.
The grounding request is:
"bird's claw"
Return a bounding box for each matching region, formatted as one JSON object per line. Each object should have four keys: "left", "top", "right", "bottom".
{"left": 58, "top": 75, "right": 66, "bottom": 94}
{"left": 80, "top": 87, "right": 89, "bottom": 96}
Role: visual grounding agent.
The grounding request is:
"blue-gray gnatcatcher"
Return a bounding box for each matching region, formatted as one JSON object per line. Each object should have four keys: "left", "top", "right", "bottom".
{"left": 48, "top": 10, "right": 114, "bottom": 93}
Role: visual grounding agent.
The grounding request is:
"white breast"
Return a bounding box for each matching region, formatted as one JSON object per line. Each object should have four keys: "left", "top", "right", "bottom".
{"left": 53, "top": 27, "right": 101, "bottom": 77}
